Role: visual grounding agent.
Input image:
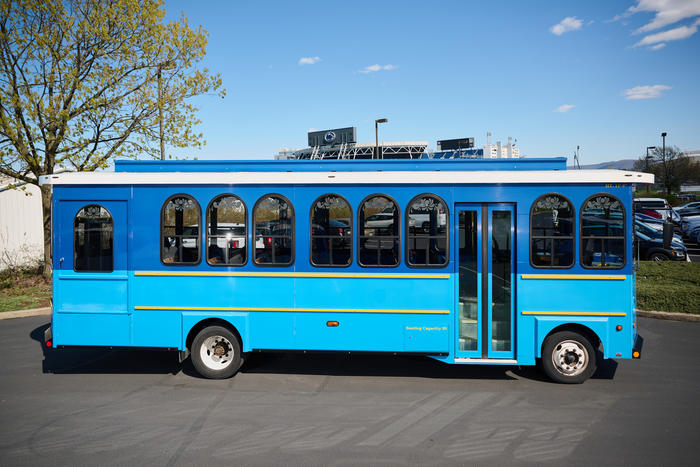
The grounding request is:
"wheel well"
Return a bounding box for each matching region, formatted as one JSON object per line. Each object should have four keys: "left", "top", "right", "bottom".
{"left": 544, "top": 323, "right": 602, "bottom": 352}
{"left": 185, "top": 318, "right": 242, "bottom": 351}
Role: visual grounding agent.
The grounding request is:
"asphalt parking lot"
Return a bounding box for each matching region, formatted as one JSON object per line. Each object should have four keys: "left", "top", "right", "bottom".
{"left": 1, "top": 316, "right": 699, "bottom": 466}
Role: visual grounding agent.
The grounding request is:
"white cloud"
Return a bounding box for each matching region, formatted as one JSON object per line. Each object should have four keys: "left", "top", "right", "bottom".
{"left": 550, "top": 16, "right": 583, "bottom": 35}
{"left": 308, "top": 127, "right": 318, "bottom": 132}
{"left": 623, "top": 84, "right": 672, "bottom": 100}
{"left": 359, "top": 64, "right": 396, "bottom": 74}
{"left": 298, "top": 56, "right": 321, "bottom": 66}
{"left": 624, "top": 0, "right": 700, "bottom": 33}
{"left": 649, "top": 42, "right": 667, "bottom": 49}
{"left": 634, "top": 19, "right": 700, "bottom": 46}
{"left": 554, "top": 104, "right": 575, "bottom": 113}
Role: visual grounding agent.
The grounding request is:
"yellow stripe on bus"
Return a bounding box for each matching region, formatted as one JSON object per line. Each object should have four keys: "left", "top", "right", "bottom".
{"left": 521, "top": 311, "right": 627, "bottom": 317}
{"left": 134, "top": 271, "right": 450, "bottom": 279}
{"left": 520, "top": 274, "right": 626, "bottom": 280}
{"left": 134, "top": 305, "right": 449, "bottom": 314}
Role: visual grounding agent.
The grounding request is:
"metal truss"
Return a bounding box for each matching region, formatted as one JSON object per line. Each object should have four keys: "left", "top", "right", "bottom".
{"left": 293, "top": 142, "right": 429, "bottom": 160}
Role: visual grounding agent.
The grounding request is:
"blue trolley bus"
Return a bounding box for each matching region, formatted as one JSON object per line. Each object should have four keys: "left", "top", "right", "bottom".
{"left": 40, "top": 157, "right": 649, "bottom": 383}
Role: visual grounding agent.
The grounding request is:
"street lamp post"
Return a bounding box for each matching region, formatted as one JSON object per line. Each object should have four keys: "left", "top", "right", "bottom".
{"left": 157, "top": 60, "right": 176, "bottom": 160}
{"left": 375, "top": 118, "right": 388, "bottom": 159}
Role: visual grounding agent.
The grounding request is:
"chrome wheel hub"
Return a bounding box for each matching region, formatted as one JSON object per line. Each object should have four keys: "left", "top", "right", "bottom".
{"left": 552, "top": 340, "right": 588, "bottom": 377}
{"left": 200, "top": 335, "right": 234, "bottom": 370}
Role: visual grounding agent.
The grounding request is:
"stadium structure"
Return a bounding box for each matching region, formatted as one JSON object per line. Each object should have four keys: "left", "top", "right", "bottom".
{"left": 275, "top": 127, "right": 520, "bottom": 160}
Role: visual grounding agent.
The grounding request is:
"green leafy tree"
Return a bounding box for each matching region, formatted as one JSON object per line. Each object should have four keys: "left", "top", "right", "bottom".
{"left": 0, "top": 0, "right": 225, "bottom": 276}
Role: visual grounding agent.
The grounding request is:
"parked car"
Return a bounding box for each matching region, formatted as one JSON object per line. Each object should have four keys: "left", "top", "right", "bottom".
{"left": 634, "top": 197, "right": 678, "bottom": 222}
{"left": 634, "top": 222, "right": 688, "bottom": 261}
{"left": 634, "top": 212, "right": 665, "bottom": 225}
{"left": 635, "top": 219, "right": 682, "bottom": 240}
{"left": 677, "top": 206, "right": 700, "bottom": 218}
{"left": 676, "top": 201, "right": 700, "bottom": 210}
{"left": 680, "top": 215, "right": 700, "bottom": 234}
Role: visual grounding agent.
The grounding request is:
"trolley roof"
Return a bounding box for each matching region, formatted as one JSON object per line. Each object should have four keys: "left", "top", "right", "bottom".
{"left": 40, "top": 169, "right": 653, "bottom": 186}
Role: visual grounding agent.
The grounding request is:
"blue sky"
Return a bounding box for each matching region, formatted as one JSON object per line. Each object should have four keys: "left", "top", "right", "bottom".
{"left": 164, "top": 0, "right": 700, "bottom": 164}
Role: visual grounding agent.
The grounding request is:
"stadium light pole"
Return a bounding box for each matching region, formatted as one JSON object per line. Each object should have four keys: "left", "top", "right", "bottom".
{"left": 375, "top": 118, "right": 388, "bottom": 159}
{"left": 157, "top": 60, "right": 176, "bottom": 160}
{"left": 661, "top": 132, "right": 667, "bottom": 159}
{"left": 646, "top": 146, "right": 655, "bottom": 193}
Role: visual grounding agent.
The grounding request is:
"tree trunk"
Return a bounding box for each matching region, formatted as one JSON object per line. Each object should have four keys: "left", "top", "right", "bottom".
{"left": 40, "top": 184, "right": 53, "bottom": 279}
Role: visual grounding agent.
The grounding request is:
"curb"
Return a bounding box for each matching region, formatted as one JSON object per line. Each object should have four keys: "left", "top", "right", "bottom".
{"left": 0, "top": 307, "right": 51, "bottom": 320}
{"left": 637, "top": 309, "right": 700, "bottom": 322}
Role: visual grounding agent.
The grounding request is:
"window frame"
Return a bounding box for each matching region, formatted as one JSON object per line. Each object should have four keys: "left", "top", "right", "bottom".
{"left": 252, "top": 193, "right": 295, "bottom": 267}
{"left": 73, "top": 204, "right": 114, "bottom": 273}
{"left": 357, "top": 193, "right": 401, "bottom": 268}
{"left": 529, "top": 192, "right": 575, "bottom": 269}
{"left": 160, "top": 193, "right": 202, "bottom": 266}
{"left": 579, "top": 192, "right": 626, "bottom": 270}
{"left": 405, "top": 193, "right": 450, "bottom": 269}
{"left": 205, "top": 194, "right": 248, "bottom": 267}
{"left": 309, "top": 193, "right": 353, "bottom": 268}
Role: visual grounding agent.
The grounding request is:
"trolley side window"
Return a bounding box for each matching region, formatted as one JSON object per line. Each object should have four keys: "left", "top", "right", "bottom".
{"left": 580, "top": 194, "right": 625, "bottom": 269}
{"left": 530, "top": 193, "right": 575, "bottom": 268}
{"left": 358, "top": 194, "right": 400, "bottom": 267}
{"left": 161, "top": 194, "right": 201, "bottom": 265}
{"left": 406, "top": 194, "right": 449, "bottom": 267}
{"left": 207, "top": 195, "right": 247, "bottom": 266}
{"left": 310, "top": 194, "right": 352, "bottom": 267}
{"left": 254, "top": 194, "right": 294, "bottom": 266}
{"left": 74, "top": 204, "right": 114, "bottom": 272}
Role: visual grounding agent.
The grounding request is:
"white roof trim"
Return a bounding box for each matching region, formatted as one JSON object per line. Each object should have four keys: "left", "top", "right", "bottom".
{"left": 39, "top": 169, "right": 654, "bottom": 186}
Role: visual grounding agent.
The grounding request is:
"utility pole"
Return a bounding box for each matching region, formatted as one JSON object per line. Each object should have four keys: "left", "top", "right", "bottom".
{"left": 374, "top": 118, "right": 388, "bottom": 159}
{"left": 157, "top": 60, "right": 176, "bottom": 160}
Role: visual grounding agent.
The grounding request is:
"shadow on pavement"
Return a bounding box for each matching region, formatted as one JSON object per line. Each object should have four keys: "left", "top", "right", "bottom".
{"left": 30, "top": 324, "right": 616, "bottom": 382}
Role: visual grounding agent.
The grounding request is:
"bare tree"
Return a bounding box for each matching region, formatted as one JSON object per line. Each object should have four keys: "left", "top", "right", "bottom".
{"left": 633, "top": 145, "right": 700, "bottom": 195}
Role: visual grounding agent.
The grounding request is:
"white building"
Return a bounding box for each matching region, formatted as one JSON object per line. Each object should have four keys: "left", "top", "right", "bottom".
{"left": 0, "top": 176, "right": 44, "bottom": 270}
{"left": 482, "top": 136, "right": 520, "bottom": 158}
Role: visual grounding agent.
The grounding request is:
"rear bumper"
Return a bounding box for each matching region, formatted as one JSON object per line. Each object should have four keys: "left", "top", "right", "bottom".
{"left": 44, "top": 325, "right": 52, "bottom": 347}
{"left": 633, "top": 334, "right": 643, "bottom": 359}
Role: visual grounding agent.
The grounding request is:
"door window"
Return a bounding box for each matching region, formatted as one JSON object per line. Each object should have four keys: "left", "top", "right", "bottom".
{"left": 73, "top": 205, "right": 113, "bottom": 272}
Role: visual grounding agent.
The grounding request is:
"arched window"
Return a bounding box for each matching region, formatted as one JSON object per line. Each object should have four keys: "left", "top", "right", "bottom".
{"left": 74, "top": 204, "right": 113, "bottom": 272}
{"left": 161, "top": 195, "right": 201, "bottom": 265}
{"left": 580, "top": 194, "right": 625, "bottom": 269}
{"left": 406, "top": 194, "right": 449, "bottom": 267}
{"left": 530, "top": 193, "right": 575, "bottom": 268}
{"left": 358, "top": 195, "right": 399, "bottom": 267}
{"left": 310, "top": 194, "right": 352, "bottom": 267}
{"left": 254, "top": 194, "right": 294, "bottom": 266}
{"left": 207, "top": 195, "right": 247, "bottom": 266}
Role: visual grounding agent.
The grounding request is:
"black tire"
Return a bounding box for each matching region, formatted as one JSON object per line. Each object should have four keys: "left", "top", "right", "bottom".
{"left": 648, "top": 252, "right": 670, "bottom": 262}
{"left": 541, "top": 331, "right": 597, "bottom": 384}
{"left": 190, "top": 325, "right": 242, "bottom": 379}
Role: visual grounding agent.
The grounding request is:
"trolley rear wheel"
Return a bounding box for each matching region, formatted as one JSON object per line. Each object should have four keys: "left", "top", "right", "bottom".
{"left": 190, "top": 325, "right": 242, "bottom": 379}
{"left": 541, "top": 331, "right": 597, "bottom": 384}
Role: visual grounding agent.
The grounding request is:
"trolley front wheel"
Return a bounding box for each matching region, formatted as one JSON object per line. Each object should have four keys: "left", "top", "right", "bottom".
{"left": 541, "top": 331, "right": 597, "bottom": 384}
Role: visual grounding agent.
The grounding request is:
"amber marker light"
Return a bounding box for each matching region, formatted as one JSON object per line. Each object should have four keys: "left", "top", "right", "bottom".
{"left": 616, "top": 325, "right": 622, "bottom": 331}
{"left": 633, "top": 351, "right": 640, "bottom": 358}
{"left": 326, "top": 321, "right": 339, "bottom": 327}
